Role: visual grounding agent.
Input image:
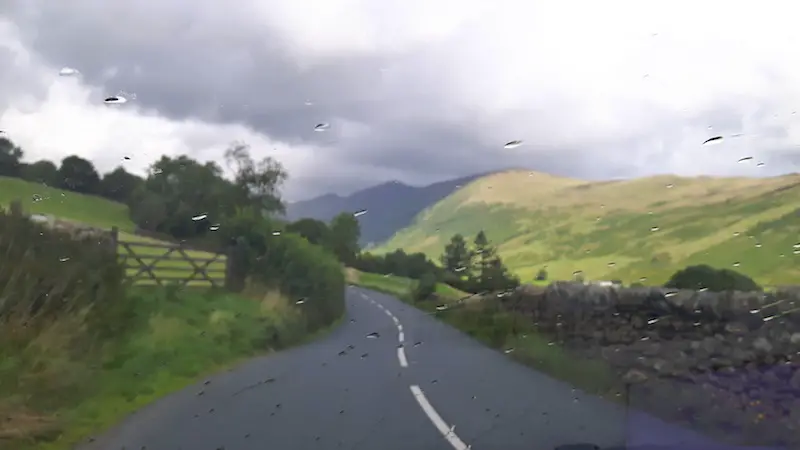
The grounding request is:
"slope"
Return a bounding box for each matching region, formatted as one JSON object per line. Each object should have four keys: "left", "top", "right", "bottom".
{"left": 0, "top": 176, "right": 136, "bottom": 232}
{"left": 284, "top": 173, "right": 489, "bottom": 246}
{"left": 376, "top": 169, "right": 800, "bottom": 286}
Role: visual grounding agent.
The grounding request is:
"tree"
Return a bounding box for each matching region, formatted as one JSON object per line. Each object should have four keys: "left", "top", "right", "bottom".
{"left": 58, "top": 155, "right": 101, "bottom": 194}
{"left": 472, "top": 230, "right": 495, "bottom": 279}
{"left": 99, "top": 166, "right": 143, "bottom": 203}
{"left": 224, "top": 142, "right": 287, "bottom": 215}
{"left": 441, "top": 234, "right": 473, "bottom": 277}
{"left": 286, "top": 218, "right": 331, "bottom": 248}
{"left": 127, "top": 186, "right": 168, "bottom": 232}
{"left": 329, "top": 212, "right": 361, "bottom": 265}
{"left": 20, "top": 160, "right": 58, "bottom": 185}
{"left": 138, "top": 155, "right": 234, "bottom": 238}
{"left": 665, "top": 264, "right": 761, "bottom": 292}
{"left": 0, "top": 137, "right": 24, "bottom": 177}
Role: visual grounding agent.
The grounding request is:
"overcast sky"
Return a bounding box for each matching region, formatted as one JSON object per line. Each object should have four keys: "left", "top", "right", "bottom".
{"left": 1, "top": 1, "right": 799, "bottom": 201}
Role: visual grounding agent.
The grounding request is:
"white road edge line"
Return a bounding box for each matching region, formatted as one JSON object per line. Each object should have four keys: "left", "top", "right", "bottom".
{"left": 409, "top": 385, "right": 469, "bottom": 450}
{"left": 398, "top": 331, "right": 405, "bottom": 342}
{"left": 397, "top": 347, "right": 408, "bottom": 367}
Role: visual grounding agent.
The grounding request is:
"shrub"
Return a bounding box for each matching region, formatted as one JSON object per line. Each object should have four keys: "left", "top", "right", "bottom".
{"left": 665, "top": 264, "right": 761, "bottom": 292}
{"left": 535, "top": 268, "right": 548, "bottom": 281}
{"left": 218, "top": 210, "right": 345, "bottom": 332}
{"left": 412, "top": 272, "right": 438, "bottom": 302}
{"left": 253, "top": 233, "right": 345, "bottom": 331}
{"left": 0, "top": 208, "right": 130, "bottom": 343}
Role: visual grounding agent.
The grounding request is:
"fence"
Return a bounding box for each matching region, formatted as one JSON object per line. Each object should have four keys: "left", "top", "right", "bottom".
{"left": 110, "top": 227, "right": 235, "bottom": 288}
{"left": 6, "top": 198, "right": 242, "bottom": 289}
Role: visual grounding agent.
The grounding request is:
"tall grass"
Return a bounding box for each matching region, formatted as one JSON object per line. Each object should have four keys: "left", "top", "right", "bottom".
{"left": 0, "top": 207, "right": 129, "bottom": 344}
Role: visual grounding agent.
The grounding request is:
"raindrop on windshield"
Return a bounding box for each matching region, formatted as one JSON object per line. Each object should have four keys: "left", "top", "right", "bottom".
{"left": 271, "top": 231, "right": 281, "bottom": 236}
{"left": 103, "top": 96, "right": 128, "bottom": 105}
{"left": 208, "top": 224, "right": 220, "bottom": 231}
{"left": 737, "top": 156, "right": 753, "bottom": 163}
{"left": 702, "top": 136, "right": 723, "bottom": 145}
{"left": 58, "top": 67, "right": 79, "bottom": 76}
{"left": 314, "top": 123, "right": 330, "bottom": 132}
{"left": 191, "top": 213, "right": 208, "bottom": 221}
{"left": 366, "top": 332, "right": 380, "bottom": 339}
{"left": 650, "top": 226, "right": 660, "bottom": 232}
{"left": 503, "top": 140, "right": 523, "bottom": 149}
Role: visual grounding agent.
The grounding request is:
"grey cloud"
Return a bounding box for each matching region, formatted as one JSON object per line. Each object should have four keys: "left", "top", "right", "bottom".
{"left": 2, "top": 0, "right": 798, "bottom": 200}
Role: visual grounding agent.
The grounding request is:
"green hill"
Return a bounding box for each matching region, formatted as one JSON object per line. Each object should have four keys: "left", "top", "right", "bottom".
{"left": 375, "top": 170, "right": 800, "bottom": 286}
{"left": 0, "top": 176, "right": 136, "bottom": 231}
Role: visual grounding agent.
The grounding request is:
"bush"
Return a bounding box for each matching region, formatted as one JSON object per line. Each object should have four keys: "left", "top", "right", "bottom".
{"left": 218, "top": 210, "right": 345, "bottom": 332}
{"left": 0, "top": 208, "right": 130, "bottom": 343}
{"left": 535, "top": 268, "right": 548, "bottom": 281}
{"left": 412, "top": 272, "right": 438, "bottom": 302}
{"left": 665, "top": 264, "right": 761, "bottom": 292}
{"left": 253, "top": 233, "right": 345, "bottom": 331}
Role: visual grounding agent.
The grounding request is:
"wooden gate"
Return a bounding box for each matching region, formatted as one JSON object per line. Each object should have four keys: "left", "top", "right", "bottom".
{"left": 111, "top": 228, "right": 229, "bottom": 288}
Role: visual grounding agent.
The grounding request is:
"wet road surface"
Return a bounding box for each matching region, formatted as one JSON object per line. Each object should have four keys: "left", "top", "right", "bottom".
{"left": 78, "top": 286, "right": 781, "bottom": 450}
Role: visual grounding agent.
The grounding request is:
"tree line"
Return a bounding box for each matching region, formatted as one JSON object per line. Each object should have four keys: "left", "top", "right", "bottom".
{"left": 1, "top": 135, "right": 518, "bottom": 299}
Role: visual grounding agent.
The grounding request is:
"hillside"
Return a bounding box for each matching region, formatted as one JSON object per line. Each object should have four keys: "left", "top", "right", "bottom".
{"left": 285, "top": 173, "right": 489, "bottom": 246}
{"left": 375, "top": 170, "right": 800, "bottom": 286}
{"left": 0, "top": 176, "right": 136, "bottom": 231}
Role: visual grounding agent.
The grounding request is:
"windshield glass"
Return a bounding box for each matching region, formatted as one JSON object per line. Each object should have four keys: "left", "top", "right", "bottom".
{"left": 1, "top": 1, "right": 797, "bottom": 450}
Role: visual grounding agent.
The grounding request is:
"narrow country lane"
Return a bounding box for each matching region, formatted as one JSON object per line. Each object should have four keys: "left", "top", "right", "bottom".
{"left": 78, "top": 287, "right": 782, "bottom": 450}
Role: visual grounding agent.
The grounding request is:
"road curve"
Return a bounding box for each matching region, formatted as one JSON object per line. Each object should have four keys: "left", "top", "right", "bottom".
{"left": 78, "top": 286, "right": 781, "bottom": 450}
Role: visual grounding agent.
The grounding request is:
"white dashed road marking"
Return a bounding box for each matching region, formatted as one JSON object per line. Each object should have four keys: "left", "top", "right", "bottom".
{"left": 409, "top": 385, "right": 469, "bottom": 450}
{"left": 359, "top": 289, "right": 469, "bottom": 449}
{"left": 397, "top": 346, "right": 408, "bottom": 367}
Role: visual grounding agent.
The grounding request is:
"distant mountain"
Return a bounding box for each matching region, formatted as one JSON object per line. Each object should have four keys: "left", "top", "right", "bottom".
{"left": 285, "top": 173, "right": 489, "bottom": 246}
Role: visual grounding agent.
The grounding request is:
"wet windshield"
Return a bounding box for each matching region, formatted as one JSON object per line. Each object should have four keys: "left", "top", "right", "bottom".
{"left": 1, "top": 1, "right": 798, "bottom": 450}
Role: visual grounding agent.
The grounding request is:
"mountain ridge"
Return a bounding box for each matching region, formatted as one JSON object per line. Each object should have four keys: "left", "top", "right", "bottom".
{"left": 284, "top": 171, "right": 496, "bottom": 245}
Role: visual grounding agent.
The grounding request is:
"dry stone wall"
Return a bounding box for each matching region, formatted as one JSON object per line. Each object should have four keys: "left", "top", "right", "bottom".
{"left": 503, "top": 282, "right": 800, "bottom": 448}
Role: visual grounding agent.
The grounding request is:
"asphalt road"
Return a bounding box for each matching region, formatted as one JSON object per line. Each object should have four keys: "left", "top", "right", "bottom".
{"left": 79, "top": 286, "right": 782, "bottom": 450}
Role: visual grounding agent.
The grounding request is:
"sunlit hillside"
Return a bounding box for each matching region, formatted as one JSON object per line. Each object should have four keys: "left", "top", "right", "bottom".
{"left": 376, "top": 170, "right": 800, "bottom": 286}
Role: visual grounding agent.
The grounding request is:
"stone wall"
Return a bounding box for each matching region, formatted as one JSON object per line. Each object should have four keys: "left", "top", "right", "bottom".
{"left": 503, "top": 282, "right": 800, "bottom": 448}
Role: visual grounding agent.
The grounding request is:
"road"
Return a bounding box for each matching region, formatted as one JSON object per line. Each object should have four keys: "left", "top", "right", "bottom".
{"left": 79, "top": 286, "right": 782, "bottom": 450}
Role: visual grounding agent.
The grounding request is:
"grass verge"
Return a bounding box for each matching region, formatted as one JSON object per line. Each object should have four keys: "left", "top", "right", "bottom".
{"left": 0, "top": 285, "right": 343, "bottom": 450}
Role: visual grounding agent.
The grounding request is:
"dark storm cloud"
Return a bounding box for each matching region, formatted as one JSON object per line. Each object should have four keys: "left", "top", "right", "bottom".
{"left": 3, "top": 0, "right": 522, "bottom": 195}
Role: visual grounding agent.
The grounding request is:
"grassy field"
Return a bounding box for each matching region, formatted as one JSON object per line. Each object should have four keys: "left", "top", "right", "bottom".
{"left": 344, "top": 268, "right": 469, "bottom": 301}
{"left": 0, "top": 286, "right": 339, "bottom": 450}
{"left": 0, "top": 176, "right": 136, "bottom": 232}
{"left": 376, "top": 170, "right": 800, "bottom": 286}
{"left": 347, "top": 269, "right": 620, "bottom": 399}
{"left": 0, "top": 176, "right": 226, "bottom": 287}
